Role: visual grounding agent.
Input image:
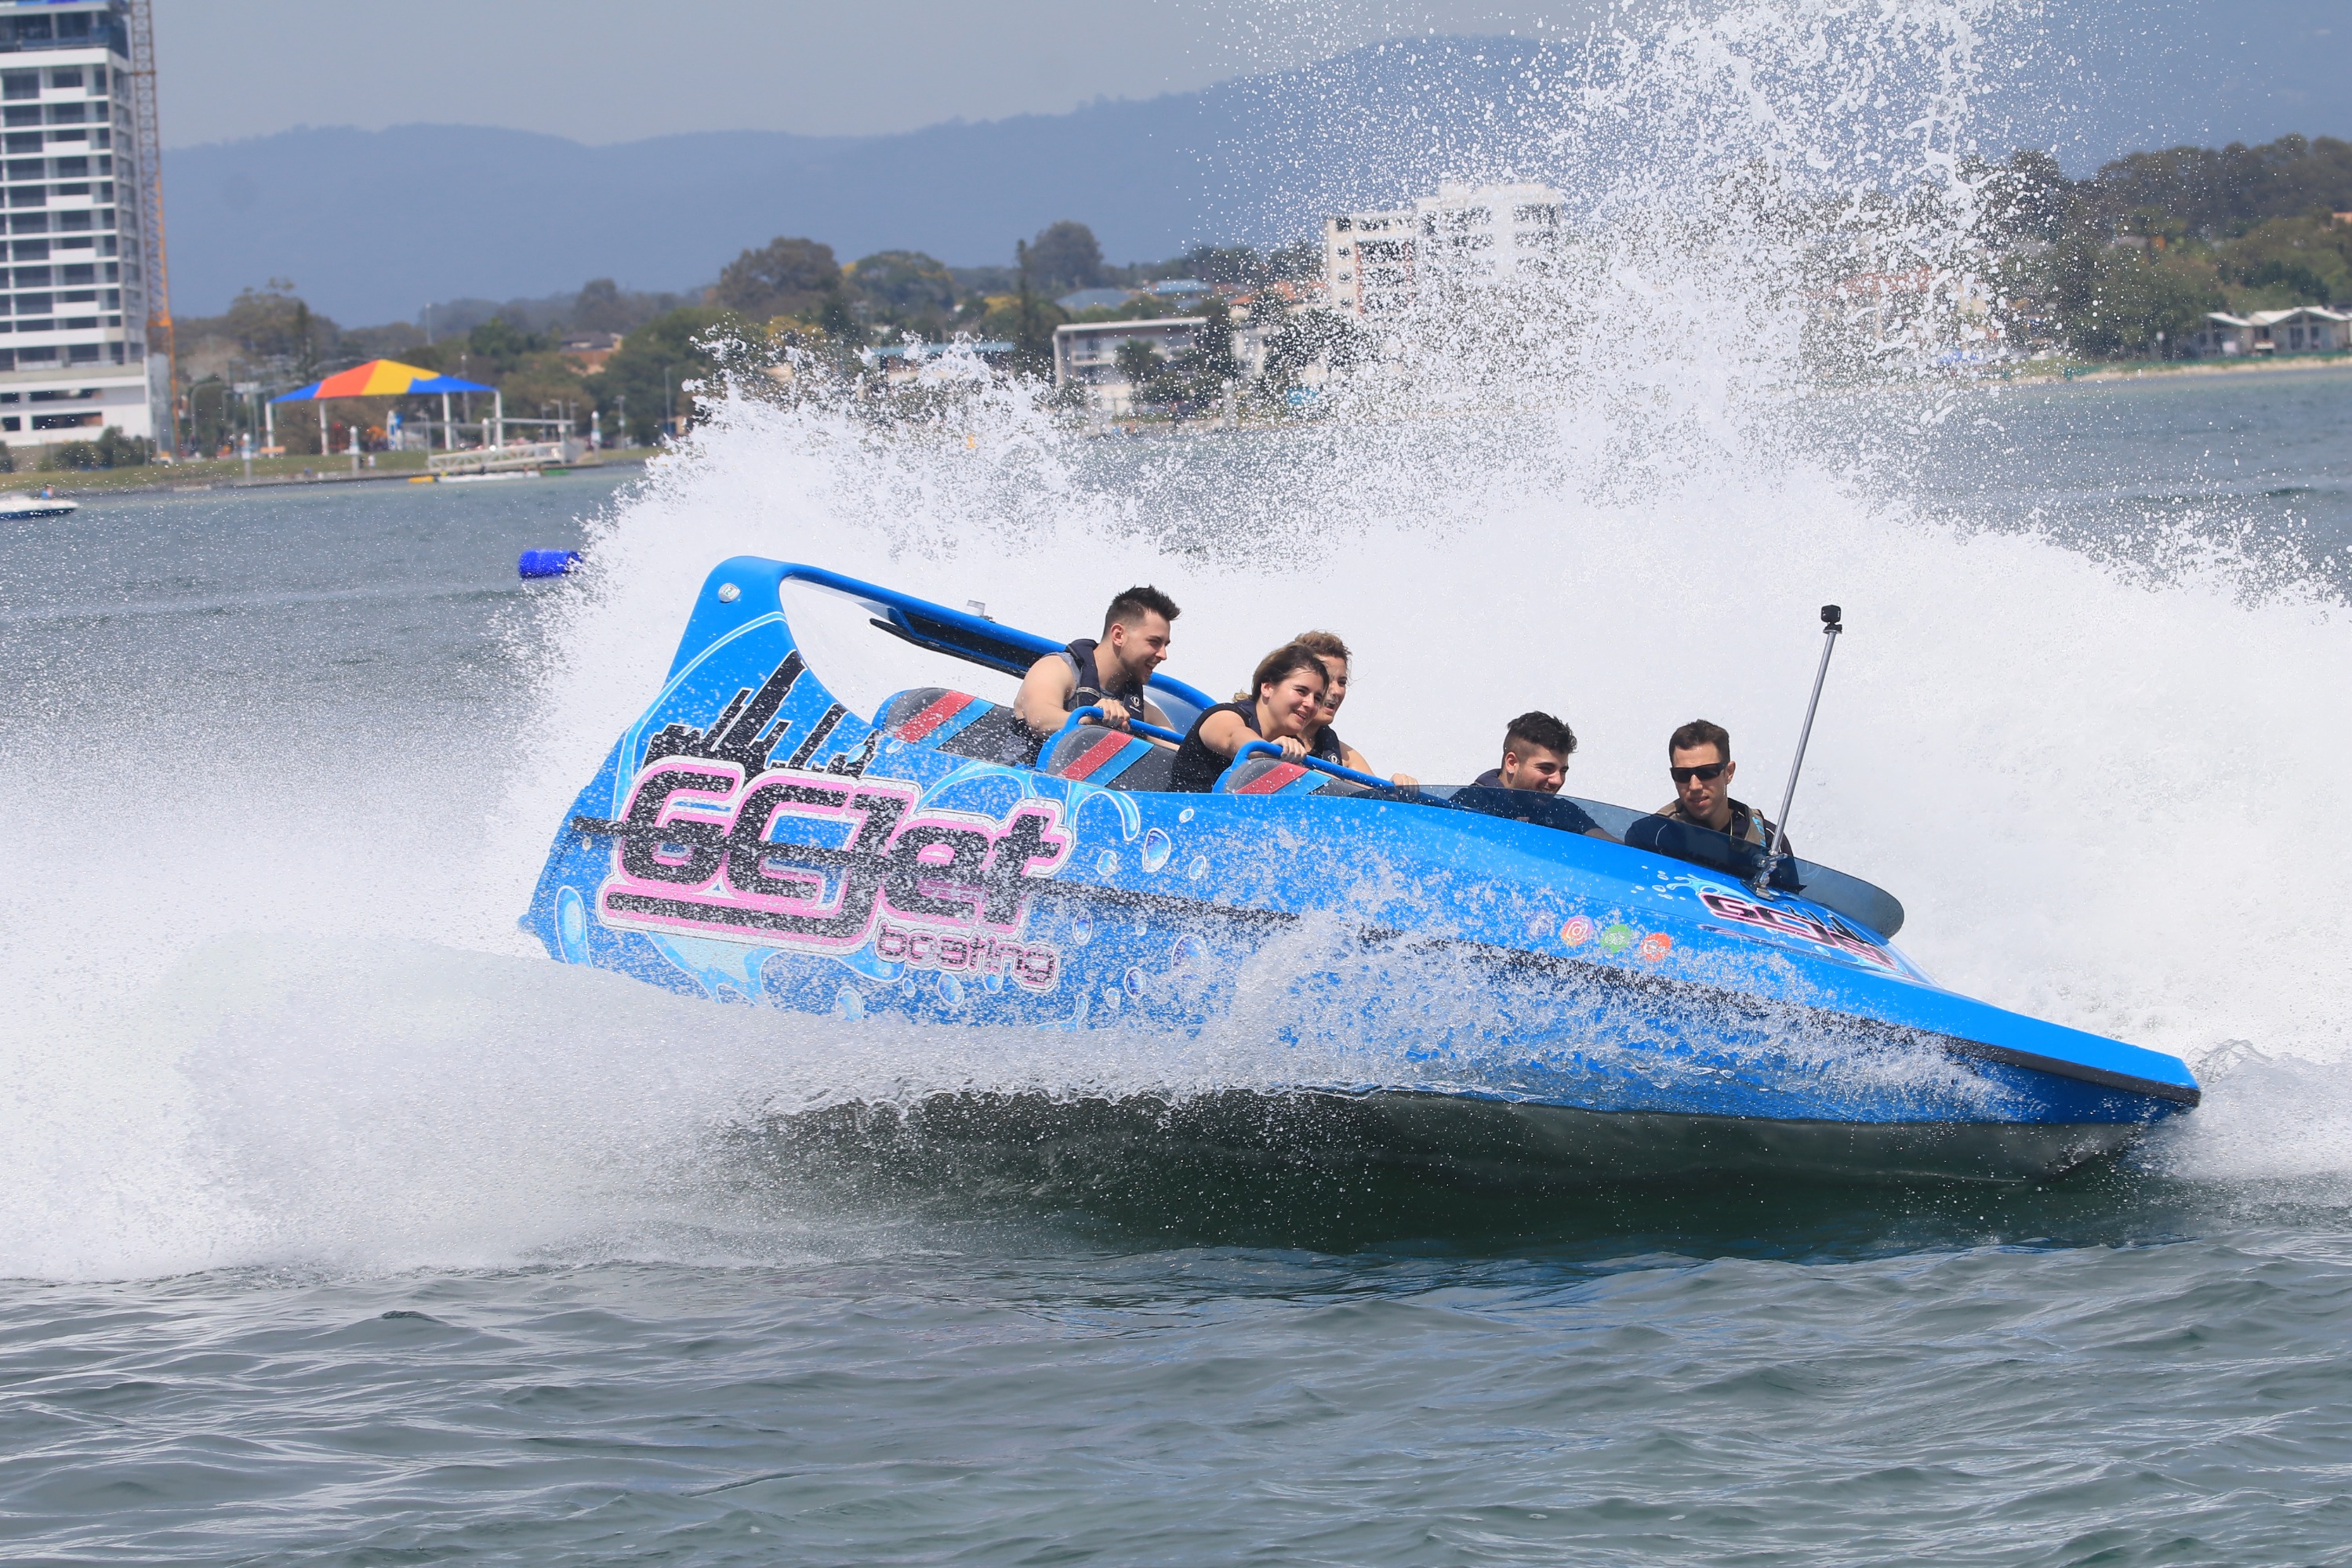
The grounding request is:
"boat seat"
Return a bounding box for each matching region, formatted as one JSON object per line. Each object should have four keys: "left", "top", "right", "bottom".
{"left": 1217, "top": 753, "right": 1360, "bottom": 797}
{"left": 1039, "top": 723, "right": 1179, "bottom": 792}
{"left": 873, "top": 687, "right": 1042, "bottom": 766}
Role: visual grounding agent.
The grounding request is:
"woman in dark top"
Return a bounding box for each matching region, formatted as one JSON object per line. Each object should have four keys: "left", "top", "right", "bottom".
{"left": 1168, "top": 643, "right": 1330, "bottom": 793}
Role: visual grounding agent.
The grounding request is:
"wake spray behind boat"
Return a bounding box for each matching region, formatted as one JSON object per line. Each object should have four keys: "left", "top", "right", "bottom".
{"left": 521, "top": 561, "right": 2198, "bottom": 1189}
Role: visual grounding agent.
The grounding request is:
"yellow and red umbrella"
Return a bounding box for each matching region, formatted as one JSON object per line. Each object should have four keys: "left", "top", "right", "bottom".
{"left": 270, "top": 359, "right": 492, "bottom": 401}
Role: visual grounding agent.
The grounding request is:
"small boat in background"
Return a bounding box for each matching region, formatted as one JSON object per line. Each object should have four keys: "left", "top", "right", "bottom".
{"left": 0, "top": 488, "right": 77, "bottom": 520}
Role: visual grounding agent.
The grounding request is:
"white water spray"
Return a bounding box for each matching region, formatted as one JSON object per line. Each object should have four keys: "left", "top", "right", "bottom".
{"left": 5, "top": 0, "right": 2348, "bottom": 1281}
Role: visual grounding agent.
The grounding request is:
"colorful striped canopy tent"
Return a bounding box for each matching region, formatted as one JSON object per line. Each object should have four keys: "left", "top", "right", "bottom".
{"left": 270, "top": 359, "right": 493, "bottom": 401}
{"left": 266, "top": 358, "right": 506, "bottom": 459}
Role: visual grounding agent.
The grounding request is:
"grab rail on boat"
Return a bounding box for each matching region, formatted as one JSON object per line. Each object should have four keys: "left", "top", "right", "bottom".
{"left": 1048, "top": 713, "right": 1395, "bottom": 794}
{"left": 1223, "top": 739, "right": 1395, "bottom": 793}
{"left": 1047, "top": 706, "right": 1185, "bottom": 753}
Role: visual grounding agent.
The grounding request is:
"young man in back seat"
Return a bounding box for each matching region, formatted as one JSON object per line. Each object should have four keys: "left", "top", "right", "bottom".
{"left": 1472, "top": 711, "right": 1578, "bottom": 793}
{"left": 1467, "top": 710, "right": 1612, "bottom": 837}
{"left": 1014, "top": 586, "right": 1181, "bottom": 745}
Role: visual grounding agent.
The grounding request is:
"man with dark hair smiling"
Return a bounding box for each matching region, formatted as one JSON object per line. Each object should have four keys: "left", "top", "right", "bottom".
{"left": 1465, "top": 711, "right": 1610, "bottom": 837}
{"left": 1014, "top": 585, "right": 1181, "bottom": 741}
{"left": 1472, "top": 711, "right": 1577, "bottom": 793}
{"left": 1658, "top": 718, "right": 1788, "bottom": 855}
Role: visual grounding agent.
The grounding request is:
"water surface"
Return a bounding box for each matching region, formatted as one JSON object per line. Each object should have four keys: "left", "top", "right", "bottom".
{"left": 5, "top": 375, "right": 2352, "bottom": 1565}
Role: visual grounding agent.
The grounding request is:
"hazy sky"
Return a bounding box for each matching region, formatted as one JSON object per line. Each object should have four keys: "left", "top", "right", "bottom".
{"left": 158, "top": 1, "right": 2336, "bottom": 153}
{"left": 156, "top": 0, "right": 1609, "bottom": 147}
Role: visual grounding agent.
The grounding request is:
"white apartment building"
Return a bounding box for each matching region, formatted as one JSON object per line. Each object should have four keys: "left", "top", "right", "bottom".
{"left": 1324, "top": 182, "right": 1568, "bottom": 315}
{"left": 0, "top": 2, "right": 160, "bottom": 446}
{"left": 1323, "top": 207, "right": 1415, "bottom": 316}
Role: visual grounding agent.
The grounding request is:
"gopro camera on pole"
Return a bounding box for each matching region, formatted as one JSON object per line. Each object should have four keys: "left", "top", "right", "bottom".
{"left": 1759, "top": 604, "right": 1842, "bottom": 894}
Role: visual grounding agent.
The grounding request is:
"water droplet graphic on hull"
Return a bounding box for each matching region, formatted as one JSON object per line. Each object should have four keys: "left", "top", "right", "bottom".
{"left": 1142, "top": 828, "right": 1174, "bottom": 873}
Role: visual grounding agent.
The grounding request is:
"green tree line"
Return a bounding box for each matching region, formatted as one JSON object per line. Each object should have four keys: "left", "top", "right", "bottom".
{"left": 169, "top": 222, "right": 1323, "bottom": 449}
{"left": 155, "top": 132, "right": 2352, "bottom": 458}
{"left": 1977, "top": 134, "right": 2352, "bottom": 358}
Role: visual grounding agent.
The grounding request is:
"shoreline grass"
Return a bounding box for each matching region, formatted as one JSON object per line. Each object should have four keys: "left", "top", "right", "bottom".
{"left": 7, "top": 448, "right": 653, "bottom": 495}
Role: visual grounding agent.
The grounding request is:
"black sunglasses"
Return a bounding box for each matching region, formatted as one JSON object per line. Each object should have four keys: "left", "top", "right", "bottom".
{"left": 1671, "top": 762, "right": 1727, "bottom": 785}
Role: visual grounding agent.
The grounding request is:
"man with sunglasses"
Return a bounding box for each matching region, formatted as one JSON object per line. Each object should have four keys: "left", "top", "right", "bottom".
{"left": 1658, "top": 719, "right": 1788, "bottom": 855}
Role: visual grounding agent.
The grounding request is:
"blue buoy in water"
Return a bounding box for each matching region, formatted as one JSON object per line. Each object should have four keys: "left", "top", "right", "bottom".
{"left": 518, "top": 549, "right": 583, "bottom": 579}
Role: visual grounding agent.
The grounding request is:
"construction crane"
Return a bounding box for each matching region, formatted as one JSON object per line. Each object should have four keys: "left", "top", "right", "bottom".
{"left": 125, "top": 0, "right": 175, "bottom": 453}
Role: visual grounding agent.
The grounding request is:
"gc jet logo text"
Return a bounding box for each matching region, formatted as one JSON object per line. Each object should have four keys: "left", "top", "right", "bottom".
{"left": 1697, "top": 889, "right": 1895, "bottom": 969}
{"left": 572, "top": 760, "right": 1072, "bottom": 989}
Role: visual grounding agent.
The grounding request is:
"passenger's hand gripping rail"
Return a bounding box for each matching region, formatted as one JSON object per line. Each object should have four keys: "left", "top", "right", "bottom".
{"left": 1047, "top": 706, "right": 1186, "bottom": 751}
{"left": 1222, "top": 740, "right": 1397, "bottom": 793}
{"left": 1048, "top": 709, "right": 1397, "bottom": 794}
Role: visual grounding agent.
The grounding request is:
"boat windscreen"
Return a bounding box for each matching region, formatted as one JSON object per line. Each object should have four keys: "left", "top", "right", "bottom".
{"left": 1407, "top": 785, "right": 1906, "bottom": 939}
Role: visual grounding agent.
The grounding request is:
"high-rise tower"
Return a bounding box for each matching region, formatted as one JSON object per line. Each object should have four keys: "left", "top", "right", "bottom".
{"left": 0, "top": 2, "right": 164, "bottom": 447}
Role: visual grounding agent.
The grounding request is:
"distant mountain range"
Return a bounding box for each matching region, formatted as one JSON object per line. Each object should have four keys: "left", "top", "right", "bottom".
{"left": 161, "top": 13, "right": 2350, "bottom": 325}
{"left": 161, "top": 36, "right": 1566, "bottom": 325}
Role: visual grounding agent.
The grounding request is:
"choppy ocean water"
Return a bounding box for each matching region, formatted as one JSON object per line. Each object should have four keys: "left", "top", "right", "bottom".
{"left": 4, "top": 362, "right": 2352, "bottom": 1564}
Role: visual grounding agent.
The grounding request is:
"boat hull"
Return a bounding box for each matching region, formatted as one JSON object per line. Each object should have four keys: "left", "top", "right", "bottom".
{"left": 760, "top": 1089, "right": 2149, "bottom": 1189}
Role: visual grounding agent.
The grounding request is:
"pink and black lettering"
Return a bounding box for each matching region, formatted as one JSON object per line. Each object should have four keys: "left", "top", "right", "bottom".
{"left": 572, "top": 759, "right": 1073, "bottom": 989}
{"left": 1697, "top": 889, "right": 1896, "bottom": 969}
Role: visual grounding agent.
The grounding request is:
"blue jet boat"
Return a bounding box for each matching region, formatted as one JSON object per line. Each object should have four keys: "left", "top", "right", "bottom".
{"left": 522, "top": 559, "right": 2199, "bottom": 1185}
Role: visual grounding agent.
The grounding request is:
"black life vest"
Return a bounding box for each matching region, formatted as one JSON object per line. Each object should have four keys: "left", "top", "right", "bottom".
{"left": 1060, "top": 638, "right": 1149, "bottom": 723}
{"left": 1170, "top": 701, "right": 1260, "bottom": 793}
